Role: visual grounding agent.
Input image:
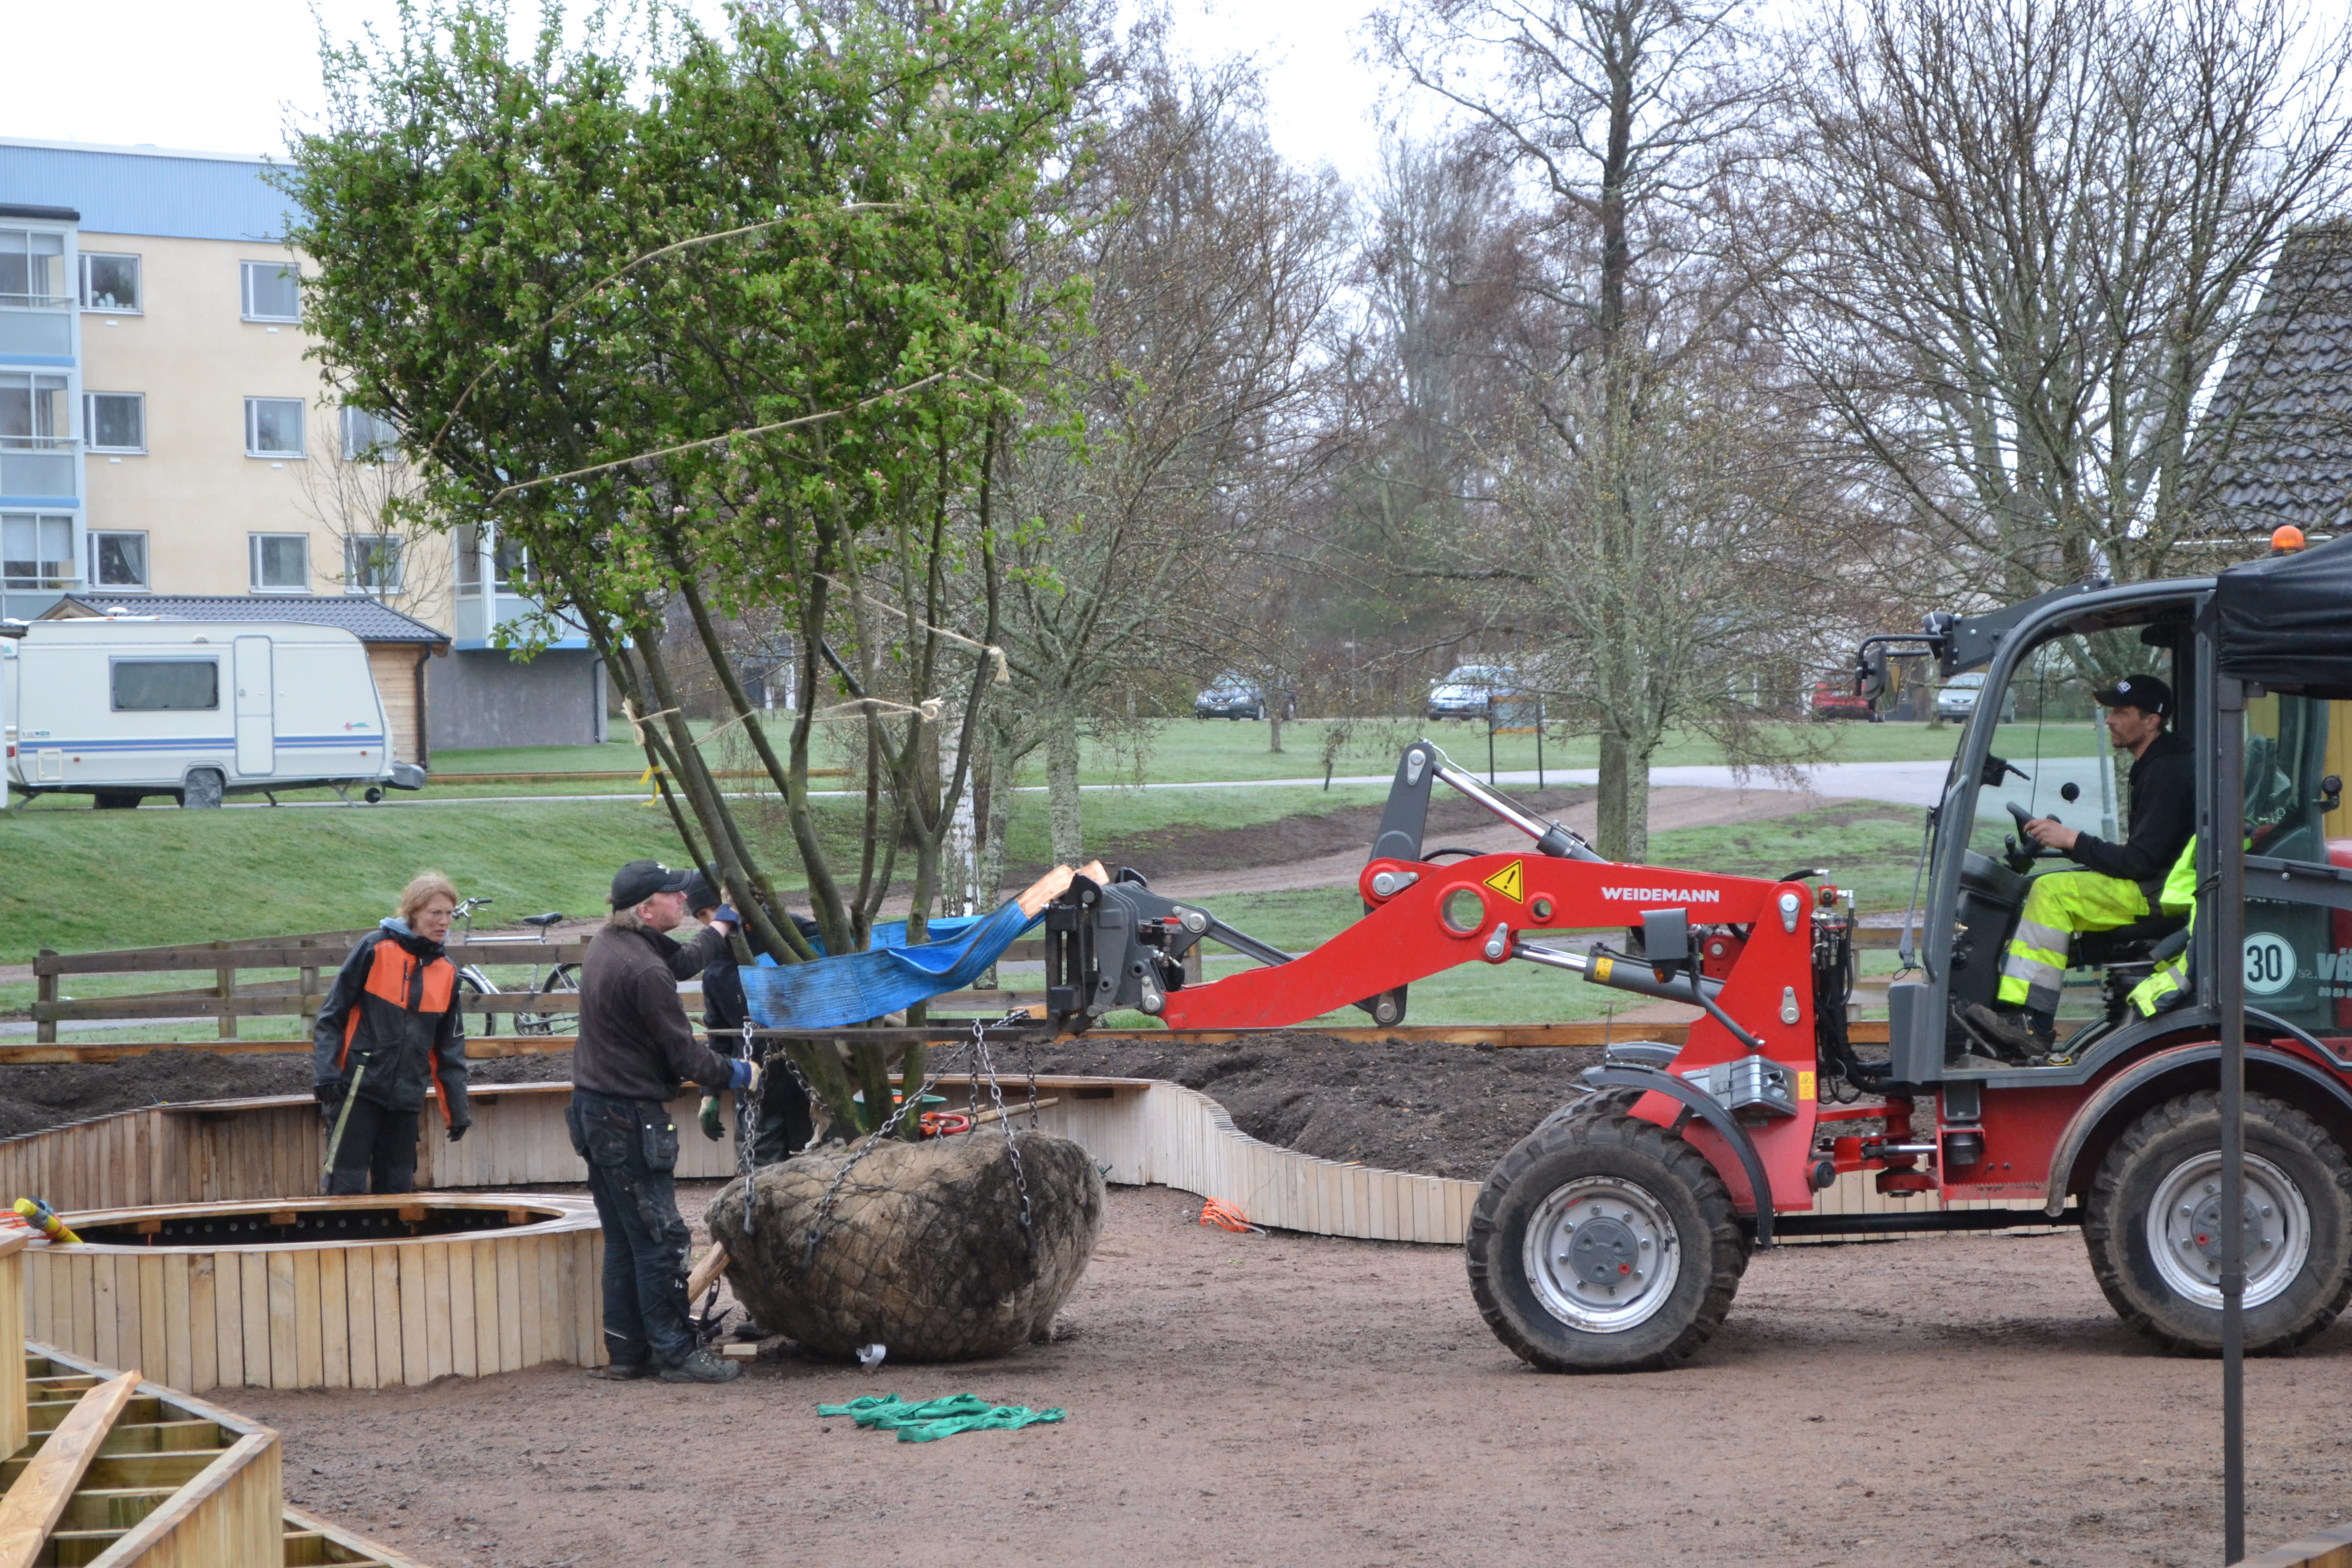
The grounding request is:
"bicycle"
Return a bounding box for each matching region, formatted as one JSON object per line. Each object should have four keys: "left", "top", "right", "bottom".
{"left": 449, "top": 896, "right": 582, "bottom": 1037}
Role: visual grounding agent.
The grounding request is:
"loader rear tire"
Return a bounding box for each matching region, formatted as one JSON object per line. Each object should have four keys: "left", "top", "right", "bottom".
{"left": 1466, "top": 1112, "right": 1748, "bottom": 1373}
{"left": 2084, "top": 1090, "right": 2352, "bottom": 1355}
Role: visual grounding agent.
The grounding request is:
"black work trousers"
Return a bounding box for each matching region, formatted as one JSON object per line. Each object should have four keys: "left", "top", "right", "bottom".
{"left": 322, "top": 1097, "right": 420, "bottom": 1195}
{"left": 734, "top": 1057, "right": 816, "bottom": 1165}
{"left": 567, "top": 1089, "right": 695, "bottom": 1370}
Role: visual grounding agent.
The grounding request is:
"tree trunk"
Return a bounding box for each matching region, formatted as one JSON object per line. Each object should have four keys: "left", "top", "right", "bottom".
{"left": 1045, "top": 707, "right": 1085, "bottom": 863}
{"left": 1596, "top": 730, "right": 1632, "bottom": 861}
{"left": 1624, "top": 739, "right": 1653, "bottom": 864}
{"left": 1266, "top": 693, "right": 1284, "bottom": 753}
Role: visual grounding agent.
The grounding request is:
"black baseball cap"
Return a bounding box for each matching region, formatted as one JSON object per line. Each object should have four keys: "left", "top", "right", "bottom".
{"left": 610, "top": 859, "right": 693, "bottom": 908}
{"left": 682, "top": 870, "right": 720, "bottom": 913}
{"left": 2094, "top": 674, "right": 2171, "bottom": 716}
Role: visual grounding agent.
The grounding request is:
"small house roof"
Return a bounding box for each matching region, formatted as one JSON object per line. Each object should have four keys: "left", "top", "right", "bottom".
{"left": 2201, "top": 220, "right": 2352, "bottom": 538}
{"left": 41, "top": 595, "right": 450, "bottom": 647}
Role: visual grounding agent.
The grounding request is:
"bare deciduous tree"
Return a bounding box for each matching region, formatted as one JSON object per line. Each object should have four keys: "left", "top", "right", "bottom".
{"left": 1780, "top": 0, "right": 2352, "bottom": 598}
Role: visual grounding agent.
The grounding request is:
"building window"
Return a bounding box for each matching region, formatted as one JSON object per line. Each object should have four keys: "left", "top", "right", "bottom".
{"left": 84, "top": 393, "right": 146, "bottom": 453}
{"left": 89, "top": 531, "right": 148, "bottom": 590}
{"left": 1, "top": 372, "right": 71, "bottom": 448}
{"left": 244, "top": 398, "right": 305, "bottom": 458}
{"left": 340, "top": 405, "right": 400, "bottom": 462}
{"left": 2, "top": 513, "right": 75, "bottom": 589}
{"left": 494, "top": 530, "right": 536, "bottom": 591}
{"left": 452, "top": 524, "right": 482, "bottom": 596}
{"left": 80, "top": 253, "right": 140, "bottom": 312}
{"left": 240, "top": 260, "right": 301, "bottom": 322}
{"left": 0, "top": 229, "right": 68, "bottom": 307}
{"left": 250, "top": 532, "right": 309, "bottom": 593}
{"left": 345, "top": 534, "right": 402, "bottom": 595}
{"left": 111, "top": 658, "right": 218, "bottom": 712}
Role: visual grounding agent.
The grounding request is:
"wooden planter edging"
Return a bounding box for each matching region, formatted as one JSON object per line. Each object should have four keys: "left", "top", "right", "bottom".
{"left": 17, "top": 1194, "right": 603, "bottom": 1395}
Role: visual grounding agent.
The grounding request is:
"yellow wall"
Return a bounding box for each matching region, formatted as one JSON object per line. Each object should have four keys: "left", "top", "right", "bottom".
{"left": 73, "top": 231, "right": 449, "bottom": 632}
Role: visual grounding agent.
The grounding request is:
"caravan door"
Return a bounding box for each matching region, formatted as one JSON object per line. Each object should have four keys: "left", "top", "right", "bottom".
{"left": 233, "top": 635, "right": 275, "bottom": 776}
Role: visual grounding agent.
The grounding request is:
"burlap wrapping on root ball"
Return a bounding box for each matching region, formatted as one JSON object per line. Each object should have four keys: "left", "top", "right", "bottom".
{"left": 705, "top": 1130, "right": 1104, "bottom": 1362}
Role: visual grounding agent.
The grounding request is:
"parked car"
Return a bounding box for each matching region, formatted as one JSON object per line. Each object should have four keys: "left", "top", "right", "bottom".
{"left": 1193, "top": 675, "right": 1293, "bottom": 721}
{"left": 1808, "top": 680, "right": 1878, "bottom": 721}
{"left": 2, "top": 616, "right": 426, "bottom": 807}
{"left": 1933, "top": 670, "right": 2017, "bottom": 723}
{"left": 1426, "top": 665, "right": 1520, "bottom": 721}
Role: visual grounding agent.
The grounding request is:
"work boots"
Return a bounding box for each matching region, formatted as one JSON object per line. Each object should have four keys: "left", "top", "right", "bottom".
{"left": 660, "top": 1349, "right": 744, "bottom": 1384}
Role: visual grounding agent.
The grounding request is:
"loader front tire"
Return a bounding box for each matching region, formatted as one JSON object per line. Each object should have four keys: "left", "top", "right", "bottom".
{"left": 2084, "top": 1090, "right": 2352, "bottom": 1355}
{"left": 1467, "top": 1112, "right": 1748, "bottom": 1372}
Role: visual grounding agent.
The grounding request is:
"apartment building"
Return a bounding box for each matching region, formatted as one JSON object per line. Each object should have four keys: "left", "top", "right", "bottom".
{"left": 0, "top": 138, "right": 605, "bottom": 756}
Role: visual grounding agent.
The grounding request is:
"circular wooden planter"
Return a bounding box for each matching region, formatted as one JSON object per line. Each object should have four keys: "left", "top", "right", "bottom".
{"left": 19, "top": 1193, "right": 602, "bottom": 1392}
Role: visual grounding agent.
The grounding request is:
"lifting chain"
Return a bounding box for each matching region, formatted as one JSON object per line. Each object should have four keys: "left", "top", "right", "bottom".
{"left": 799, "top": 1010, "right": 1032, "bottom": 1269}
{"left": 735, "top": 1018, "right": 760, "bottom": 1238}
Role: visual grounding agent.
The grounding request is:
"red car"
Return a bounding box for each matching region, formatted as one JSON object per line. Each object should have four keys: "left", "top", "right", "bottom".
{"left": 1808, "top": 681, "right": 1878, "bottom": 721}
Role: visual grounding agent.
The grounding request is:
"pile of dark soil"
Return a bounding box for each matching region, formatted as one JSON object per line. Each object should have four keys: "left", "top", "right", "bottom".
{"left": 1003, "top": 787, "right": 1588, "bottom": 884}
{"left": 2, "top": 1035, "right": 1593, "bottom": 1182}
{"left": 1013, "top": 1032, "right": 1603, "bottom": 1180}
{"left": 0, "top": 1048, "right": 576, "bottom": 1141}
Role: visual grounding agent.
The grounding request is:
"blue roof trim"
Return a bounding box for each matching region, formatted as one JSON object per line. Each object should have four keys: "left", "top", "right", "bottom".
{"left": 0, "top": 355, "right": 75, "bottom": 368}
{"left": 0, "top": 496, "right": 81, "bottom": 508}
{"left": 0, "top": 144, "right": 295, "bottom": 242}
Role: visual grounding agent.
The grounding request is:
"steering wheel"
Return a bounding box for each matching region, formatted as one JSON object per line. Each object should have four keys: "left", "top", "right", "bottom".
{"left": 2005, "top": 801, "right": 2066, "bottom": 869}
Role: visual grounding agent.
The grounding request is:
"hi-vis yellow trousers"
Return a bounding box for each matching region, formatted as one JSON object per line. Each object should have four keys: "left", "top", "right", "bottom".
{"left": 1997, "top": 869, "right": 2150, "bottom": 1014}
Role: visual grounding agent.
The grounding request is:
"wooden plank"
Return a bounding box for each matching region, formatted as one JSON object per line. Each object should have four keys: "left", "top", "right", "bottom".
{"left": 537, "top": 1233, "right": 564, "bottom": 1365}
{"left": 473, "top": 1237, "right": 501, "bottom": 1376}
{"left": 574, "top": 1234, "right": 601, "bottom": 1368}
{"left": 371, "top": 1246, "right": 403, "bottom": 1389}
{"left": 424, "top": 1243, "right": 454, "bottom": 1382}
{"left": 213, "top": 1250, "right": 243, "bottom": 1391}
{"left": 344, "top": 1245, "right": 377, "bottom": 1390}
{"left": 293, "top": 1248, "right": 325, "bottom": 1388}
{"left": 91, "top": 1255, "right": 119, "bottom": 1370}
{"left": 496, "top": 1240, "right": 523, "bottom": 1372}
{"left": 319, "top": 1247, "right": 351, "bottom": 1390}
{"left": 0, "top": 1370, "right": 141, "bottom": 1568}
{"left": 516, "top": 1238, "right": 544, "bottom": 1369}
{"left": 160, "top": 1260, "right": 191, "bottom": 1391}
{"left": 399, "top": 1245, "right": 431, "bottom": 1387}
{"left": 269, "top": 1260, "right": 301, "bottom": 1391}
{"left": 244, "top": 1252, "right": 276, "bottom": 1389}
{"left": 448, "top": 1240, "right": 479, "bottom": 1379}
{"left": 136, "top": 1255, "right": 167, "bottom": 1390}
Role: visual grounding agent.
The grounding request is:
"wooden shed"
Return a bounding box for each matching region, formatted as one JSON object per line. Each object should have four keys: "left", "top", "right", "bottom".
{"left": 40, "top": 594, "right": 451, "bottom": 766}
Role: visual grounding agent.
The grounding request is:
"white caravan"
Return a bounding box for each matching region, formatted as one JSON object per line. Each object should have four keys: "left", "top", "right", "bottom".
{"left": 2, "top": 618, "right": 425, "bottom": 807}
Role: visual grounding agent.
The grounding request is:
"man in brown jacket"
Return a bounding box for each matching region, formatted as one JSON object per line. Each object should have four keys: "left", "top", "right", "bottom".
{"left": 568, "top": 859, "right": 760, "bottom": 1384}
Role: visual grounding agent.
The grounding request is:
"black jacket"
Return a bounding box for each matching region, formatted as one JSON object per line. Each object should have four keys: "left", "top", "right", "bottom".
{"left": 2069, "top": 730, "right": 2195, "bottom": 889}
{"left": 574, "top": 920, "right": 737, "bottom": 1104}
{"left": 312, "top": 922, "right": 471, "bottom": 1131}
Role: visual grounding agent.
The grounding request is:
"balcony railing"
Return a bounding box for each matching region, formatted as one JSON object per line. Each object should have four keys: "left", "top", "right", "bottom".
{"left": 0, "top": 437, "right": 79, "bottom": 499}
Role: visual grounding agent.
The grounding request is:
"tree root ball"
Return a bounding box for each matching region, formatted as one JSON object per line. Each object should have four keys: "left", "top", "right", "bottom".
{"left": 705, "top": 1130, "right": 1105, "bottom": 1362}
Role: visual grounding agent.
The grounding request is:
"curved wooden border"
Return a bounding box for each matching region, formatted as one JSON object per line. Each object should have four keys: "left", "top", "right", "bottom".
{"left": 19, "top": 1193, "right": 601, "bottom": 1392}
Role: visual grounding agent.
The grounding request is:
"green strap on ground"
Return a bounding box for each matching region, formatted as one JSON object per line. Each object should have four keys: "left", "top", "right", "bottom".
{"left": 816, "top": 1392, "right": 1066, "bottom": 1442}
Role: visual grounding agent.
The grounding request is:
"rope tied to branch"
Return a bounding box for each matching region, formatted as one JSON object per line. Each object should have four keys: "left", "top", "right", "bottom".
{"left": 818, "top": 574, "right": 1009, "bottom": 685}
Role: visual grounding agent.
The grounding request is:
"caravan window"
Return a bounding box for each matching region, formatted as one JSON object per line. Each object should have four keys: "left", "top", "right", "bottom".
{"left": 111, "top": 658, "right": 219, "bottom": 712}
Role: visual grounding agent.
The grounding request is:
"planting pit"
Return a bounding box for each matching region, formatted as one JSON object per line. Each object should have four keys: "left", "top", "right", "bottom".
{"left": 22, "top": 1192, "right": 603, "bottom": 1393}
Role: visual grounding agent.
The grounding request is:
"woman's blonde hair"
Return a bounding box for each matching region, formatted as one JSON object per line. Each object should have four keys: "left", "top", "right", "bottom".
{"left": 398, "top": 870, "right": 460, "bottom": 921}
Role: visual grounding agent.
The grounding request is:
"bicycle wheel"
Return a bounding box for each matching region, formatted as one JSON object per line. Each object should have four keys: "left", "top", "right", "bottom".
{"left": 517, "top": 963, "right": 582, "bottom": 1037}
{"left": 456, "top": 971, "right": 500, "bottom": 1039}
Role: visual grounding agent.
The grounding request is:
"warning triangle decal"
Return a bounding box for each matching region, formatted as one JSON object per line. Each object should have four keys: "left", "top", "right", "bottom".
{"left": 1481, "top": 860, "right": 1525, "bottom": 902}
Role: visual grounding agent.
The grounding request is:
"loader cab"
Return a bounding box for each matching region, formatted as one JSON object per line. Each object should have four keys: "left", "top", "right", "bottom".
{"left": 1878, "top": 576, "right": 2350, "bottom": 1085}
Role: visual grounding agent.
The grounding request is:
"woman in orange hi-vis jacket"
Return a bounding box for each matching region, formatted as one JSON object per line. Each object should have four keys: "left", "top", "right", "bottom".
{"left": 311, "top": 870, "right": 473, "bottom": 1193}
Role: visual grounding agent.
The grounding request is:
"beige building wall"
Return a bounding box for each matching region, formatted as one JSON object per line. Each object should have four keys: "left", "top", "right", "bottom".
{"left": 74, "top": 230, "right": 451, "bottom": 631}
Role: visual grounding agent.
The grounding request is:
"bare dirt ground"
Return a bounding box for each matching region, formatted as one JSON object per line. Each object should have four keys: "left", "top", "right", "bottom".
{"left": 236, "top": 1181, "right": 2352, "bottom": 1568}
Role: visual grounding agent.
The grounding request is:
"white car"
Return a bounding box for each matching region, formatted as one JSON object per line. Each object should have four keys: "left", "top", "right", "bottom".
{"left": 1934, "top": 671, "right": 2017, "bottom": 723}
{"left": 1426, "top": 665, "right": 1517, "bottom": 721}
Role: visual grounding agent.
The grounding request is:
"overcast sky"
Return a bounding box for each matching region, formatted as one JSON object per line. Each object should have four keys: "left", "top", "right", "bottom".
{"left": 0, "top": 0, "right": 1399, "bottom": 186}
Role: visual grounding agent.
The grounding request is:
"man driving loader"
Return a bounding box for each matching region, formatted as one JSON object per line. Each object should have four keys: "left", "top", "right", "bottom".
{"left": 1964, "top": 673, "right": 2194, "bottom": 1060}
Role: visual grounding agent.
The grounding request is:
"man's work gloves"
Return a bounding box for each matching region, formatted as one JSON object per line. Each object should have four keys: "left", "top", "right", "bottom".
{"left": 699, "top": 1058, "right": 765, "bottom": 1140}
{"left": 699, "top": 1095, "right": 724, "bottom": 1142}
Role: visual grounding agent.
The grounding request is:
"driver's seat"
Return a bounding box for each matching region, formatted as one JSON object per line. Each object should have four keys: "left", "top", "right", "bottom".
{"left": 2070, "top": 911, "right": 2186, "bottom": 968}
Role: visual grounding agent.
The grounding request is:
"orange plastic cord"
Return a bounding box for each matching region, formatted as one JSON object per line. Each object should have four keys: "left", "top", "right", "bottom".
{"left": 1198, "top": 1198, "right": 1261, "bottom": 1233}
{"left": 918, "top": 1110, "right": 975, "bottom": 1138}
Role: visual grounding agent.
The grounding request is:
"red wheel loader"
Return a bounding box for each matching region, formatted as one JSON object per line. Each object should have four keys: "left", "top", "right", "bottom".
{"left": 1040, "top": 541, "right": 2352, "bottom": 1371}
